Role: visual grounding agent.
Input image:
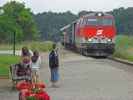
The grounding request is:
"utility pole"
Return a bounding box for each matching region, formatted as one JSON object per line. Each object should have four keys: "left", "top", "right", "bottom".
{"left": 13, "top": 32, "right": 16, "bottom": 56}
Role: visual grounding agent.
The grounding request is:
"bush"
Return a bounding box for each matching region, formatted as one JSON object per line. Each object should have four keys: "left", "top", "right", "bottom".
{"left": 113, "top": 35, "right": 133, "bottom": 61}
{"left": 0, "top": 41, "right": 53, "bottom": 52}
{"left": 29, "top": 41, "right": 53, "bottom": 52}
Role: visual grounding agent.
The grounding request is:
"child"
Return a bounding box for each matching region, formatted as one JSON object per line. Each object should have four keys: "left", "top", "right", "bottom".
{"left": 21, "top": 47, "right": 32, "bottom": 67}
{"left": 31, "top": 50, "right": 41, "bottom": 83}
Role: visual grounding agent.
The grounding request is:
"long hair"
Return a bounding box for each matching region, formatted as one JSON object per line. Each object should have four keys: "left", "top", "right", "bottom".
{"left": 21, "top": 47, "right": 30, "bottom": 56}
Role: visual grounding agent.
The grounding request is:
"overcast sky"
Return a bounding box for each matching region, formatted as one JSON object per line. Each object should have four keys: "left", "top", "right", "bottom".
{"left": 0, "top": 0, "right": 133, "bottom": 14}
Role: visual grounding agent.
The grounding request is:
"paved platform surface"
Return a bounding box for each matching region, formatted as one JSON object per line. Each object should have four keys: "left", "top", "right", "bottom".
{"left": 41, "top": 50, "right": 133, "bottom": 100}
{"left": 0, "top": 50, "right": 133, "bottom": 100}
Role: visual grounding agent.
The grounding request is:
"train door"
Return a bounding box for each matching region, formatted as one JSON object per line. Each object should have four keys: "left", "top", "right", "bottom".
{"left": 72, "top": 22, "right": 76, "bottom": 46}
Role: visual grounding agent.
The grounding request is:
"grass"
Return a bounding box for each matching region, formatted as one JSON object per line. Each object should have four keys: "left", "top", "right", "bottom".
{"left": 0, "top": 55, "right": 20, "bottom": 76}
{"left": 0, "top": 41, "right": 53, "bottom": 52}
{"left": 28, "top": 41, "right": 53, "bottom": 52}
{"left": 0, "top": 41, "right": 53, "bottom": 76}
{"left": 113, "top": 35, "right": 133, "bottom": 62}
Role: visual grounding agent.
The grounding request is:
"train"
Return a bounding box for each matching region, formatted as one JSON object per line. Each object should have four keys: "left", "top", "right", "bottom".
{"left": 60, "top": 12, "right": 116, "bottom": 56}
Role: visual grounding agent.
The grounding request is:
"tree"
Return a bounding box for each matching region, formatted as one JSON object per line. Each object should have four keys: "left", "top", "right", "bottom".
{"left": 111, "top": 7, "right": 133, "bottom": 35}
{"left": 0, "top": 1, "right": 39, "bottom": 43}
{"left": 78, "top": 10, "right": 94, "bottom": 17}
{"left": 34, "top": 11, "right": 77, "bottom": 41}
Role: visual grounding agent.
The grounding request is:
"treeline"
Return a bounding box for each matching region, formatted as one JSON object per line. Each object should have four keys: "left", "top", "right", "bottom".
{"left": 111, "top": 7, "right": 133, "bottom": 35}
{"left": 34, "top": 7, "right": 133, "bottom": 41}
{"left": 0, "top": 1, "right": 133, "bottom": 43}
{"left": 34, "top": 11, "right": 77, "bottom": 41}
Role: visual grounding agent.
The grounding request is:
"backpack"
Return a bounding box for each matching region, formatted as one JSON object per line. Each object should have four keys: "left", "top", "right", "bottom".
{"left": 49, "top": 50, "right": 59, "bottom": 68}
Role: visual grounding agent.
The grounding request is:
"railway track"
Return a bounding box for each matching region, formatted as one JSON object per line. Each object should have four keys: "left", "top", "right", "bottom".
{"left": 60, "top": 46, "right": 133, "bottom": 66}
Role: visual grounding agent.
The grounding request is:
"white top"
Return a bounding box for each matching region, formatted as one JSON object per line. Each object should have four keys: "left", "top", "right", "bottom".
{"left": 31, "top": 56, "right": 41, "bottom": 70}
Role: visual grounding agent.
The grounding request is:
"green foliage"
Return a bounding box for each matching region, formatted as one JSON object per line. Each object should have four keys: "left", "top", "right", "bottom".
{"left": 78, "top": 11, "right": 94, "bottom": 17}
{"left": 0, "top": 1, "right": 39, "bottom": 43}
{"left": 34, "top": 11, "right": 77, "bottom": 41}
{"left": 111, "top": 7, "right": 133, "bottom": 35}
{"left": 26, "top": 96, "right": 36, "bottom": 100}
{"left": 29, "top": 41, "right": 53, "bottom": 52}
{"left": 113, "top": 35, "right": 133, "bottom": 61}
{"left": 0, "top": 41, "right": 53, "bottom": 52}
{"left": 0, "top": 41, "right": 53, "bottom": 76}
{"left": 0, "top": 55, "right": 20, "bottom": 76}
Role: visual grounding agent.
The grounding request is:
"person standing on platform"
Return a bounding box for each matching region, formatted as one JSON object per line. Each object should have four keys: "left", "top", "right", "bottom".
{"left": 49, "top": 43, "right": 59, "bottom": 87}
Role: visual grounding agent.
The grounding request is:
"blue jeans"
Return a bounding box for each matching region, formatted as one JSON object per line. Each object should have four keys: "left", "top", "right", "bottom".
{"left": 50, "top": 68, "right": 59, "bottom": 82}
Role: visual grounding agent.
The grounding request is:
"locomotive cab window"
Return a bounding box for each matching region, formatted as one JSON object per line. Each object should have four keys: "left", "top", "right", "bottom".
{"left": 86, "top": 18, "right": 113, "bottom": 26}
{"left": 101, "top": 18, "right": 113, "bottom": 25}
{"left": 87, "top": 18, "right": 97, "bottom": 25}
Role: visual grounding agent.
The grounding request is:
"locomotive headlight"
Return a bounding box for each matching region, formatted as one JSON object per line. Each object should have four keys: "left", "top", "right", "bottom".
{"left": 96, "top": 12, "right": 104, "bottom": 16}
{"left": 107, "top": 39, "right": 111, "bottom": 42}
{"left": 88, "top": 38, "right": 92, "bottom": 42}
{"left": 98, "top": 13, "right": 102, "bottom": 16}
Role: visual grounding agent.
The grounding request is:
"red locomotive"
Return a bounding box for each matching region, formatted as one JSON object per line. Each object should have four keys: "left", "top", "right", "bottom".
{"left": 61, "top": 12, "right": 116, "bottom": 56}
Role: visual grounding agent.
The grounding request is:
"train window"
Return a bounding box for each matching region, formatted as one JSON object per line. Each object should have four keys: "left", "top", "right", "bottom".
{"left": 101, "top": 19, "right": 113, "bottom": 25}
{"left": 87, "top": 18, "right": 97, "bottom": 25}
{"left": 85, "top": 18, "right": 113, "bottom": 26}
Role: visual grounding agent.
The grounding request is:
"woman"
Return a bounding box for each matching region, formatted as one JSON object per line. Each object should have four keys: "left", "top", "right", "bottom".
{"left": 49, "top": 43, "right": 59, "bottom": 87}
{"left": 21, "top": 47, "right": 32, "bottom": 81}
{"left": 17, "top": 46, "right": 32, "bottom": 81}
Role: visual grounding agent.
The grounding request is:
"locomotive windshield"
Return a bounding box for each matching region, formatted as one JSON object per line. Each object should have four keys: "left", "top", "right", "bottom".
{"left": 101, "top": 19, "right": 113, "bottom": 25}
{"left": 86, "top": 18, "right": 113, "bottom": 25}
